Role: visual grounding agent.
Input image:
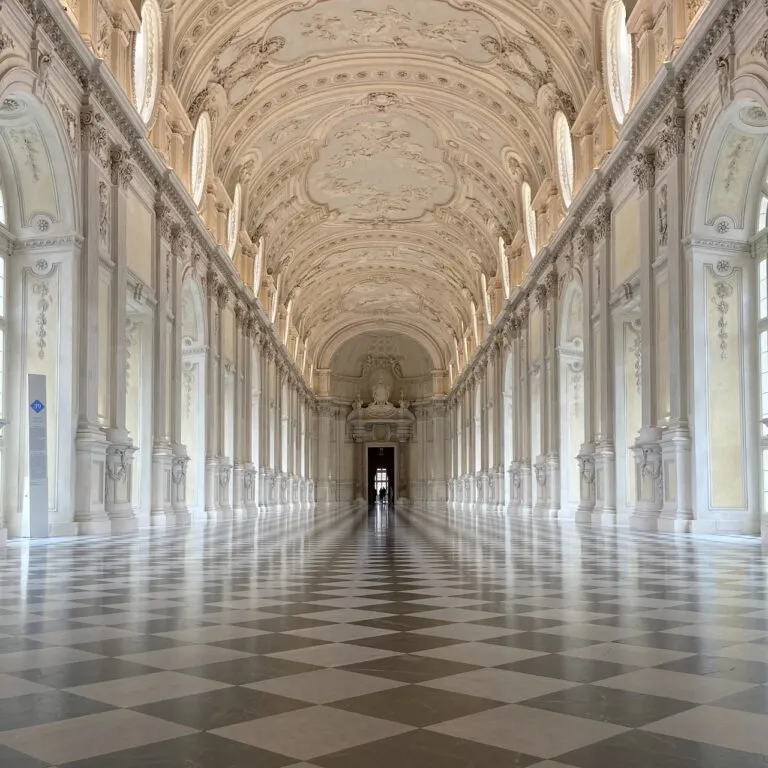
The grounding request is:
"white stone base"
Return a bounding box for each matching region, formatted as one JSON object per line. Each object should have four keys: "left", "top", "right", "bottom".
{"left": 110, "top": 517, "right": 139, "bottom": 534}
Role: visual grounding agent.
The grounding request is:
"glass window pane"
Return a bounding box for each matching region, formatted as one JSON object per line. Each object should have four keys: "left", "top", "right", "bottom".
{"left": 0, "top": 256, "right": 4, "bottom": 317}
{"left": 760, "top": 259, "right": 768, "bottom": 320}
{"left": 759, "top": 196, "right": 768, "bottom": 233}
{"left": 0, "top": 328, "right": 4, "bottom": 419}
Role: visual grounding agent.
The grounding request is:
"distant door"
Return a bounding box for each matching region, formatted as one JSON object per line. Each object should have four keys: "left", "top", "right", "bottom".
{"left": 368, "top": 446, "right": 395, "bottom": 504}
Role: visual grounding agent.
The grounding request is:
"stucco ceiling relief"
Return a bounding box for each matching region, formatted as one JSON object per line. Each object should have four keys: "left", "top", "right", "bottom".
{"left": 307, "top": 112, "right": 456, "bottom": 220}
{"left": 266, "top": 0, "right": 497, "bottom": 62}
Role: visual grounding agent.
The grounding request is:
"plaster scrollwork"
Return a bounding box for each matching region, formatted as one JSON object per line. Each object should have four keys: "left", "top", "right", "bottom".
{"left": 577, "top": 454, "right": 595, "bottom": 486}
{"left": 59, "top": 104, "right": 79, "bottom": 157}
{"left": 125, "top": 319, "right": 138, "bottom": 390}
{"left": 98, "top": 182, "right": 109, "bottom": 248}
{"left": 592, "top": 205, "right": 611, "bottom": 244}
{"left": 636, "top": 444, "right": 663, "bottom": 498}
{"left": 689, "top": 102, "right": 710, "bottom": 156}
{"left": 534, "top": 461, "right": 547, "bottom": 488}
{"left": 575, "top": 228, "right": 593, "bottom": 264}
{"left": 658, "top": 185, "right": 668, "bottom": 247}
{"left": 632, "top": 149, "right": 656, "bottom": 192}
{"left": 32, "top": 280, "right": 51, "bottom": 360}
{"left": 753, "top": 31, "right": 768, "bottom": 62}
{"left": 0, "top": 10, "right": 14, "bottom": 53}
{"left": 171, "top": 456, "right": 189, "bottom": 487}
{"left": 79, "top": 106, "right": 108, "bottom": 167}
{"left": 218, "top": 465, "right": 231, "bottom": 490}
{"left": 711, "top": 279, "right": 735, "bottom": 360}
{"left": 629, "top": 319, "right": 642, "bottom": 394}
{"left": 534, "top": 283, "right": 548, "bottom": 308}
{"left": 716, "top": 54, "right": 733, "bottom": 106}
{"left": 33, "top": 49, "right": 52, "bottom": 100}
{"left": 109, "top": 148, "right": 133, "bottom": 190}
{"left": 656, "top": 114, "right": 685, "bottom": 170}
{"left": 105, "top": 445, "right": 134, "bottom": 502}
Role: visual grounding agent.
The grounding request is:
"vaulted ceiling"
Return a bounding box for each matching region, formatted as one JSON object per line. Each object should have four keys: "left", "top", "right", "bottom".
{"left": 171, "top": 0, "right": 596, "bottom": 370}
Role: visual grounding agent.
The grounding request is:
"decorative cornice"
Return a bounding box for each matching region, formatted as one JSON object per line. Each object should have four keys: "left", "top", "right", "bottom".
{"left": 447, "top": 0, "right": 748, "bottom": 401}
{"left": 16, "top": 0, "right": 315, "bottom": 403}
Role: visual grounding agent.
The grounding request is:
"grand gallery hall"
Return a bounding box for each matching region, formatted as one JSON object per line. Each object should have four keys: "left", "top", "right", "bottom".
{"left": 1, "top": 0, "right": 768, "bottom": 765}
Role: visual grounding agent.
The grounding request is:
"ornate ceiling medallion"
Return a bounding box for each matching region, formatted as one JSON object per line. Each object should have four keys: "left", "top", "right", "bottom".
{"left": 307, "top": 112, "right": 456, "bottom": 220}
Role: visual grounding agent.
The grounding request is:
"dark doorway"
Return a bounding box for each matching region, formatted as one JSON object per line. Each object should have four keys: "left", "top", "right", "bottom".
{"left": 368, "top": 446, "right": 395, "bottom": 505}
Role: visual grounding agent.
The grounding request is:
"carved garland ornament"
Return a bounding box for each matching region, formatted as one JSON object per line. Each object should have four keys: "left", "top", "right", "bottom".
{"left": 712, "top": 280, "right": 734, "bottom": 360}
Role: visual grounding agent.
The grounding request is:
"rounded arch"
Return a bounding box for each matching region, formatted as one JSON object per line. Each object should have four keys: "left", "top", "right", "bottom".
{"left": 0, "top": 70, "right": 79, "bottom": 235}
{"left": 683, "top": 79, "right": 768, "bottom": 535}
{"left": 181, "top": 275, "right": 207, "bottom": 347}
{"left": 686, "top": 79, "right": 768, "bottom": 238}
{"left": 315, "top": 318, "right": 446, "bottom": 370}
{"left": 558, "top": 274, "right": 585, "bottom": 350}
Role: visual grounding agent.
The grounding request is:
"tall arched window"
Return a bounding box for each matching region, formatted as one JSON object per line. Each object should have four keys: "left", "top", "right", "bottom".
{"left": 253, "top": 236, "right": 264, "bottom": 297}
{"left": 227, "top": 183, "right": 241, "bottom": 259}
{"left": 133, "top": 0, "right": 162, "bottom": 125}
{"left": 604, "top": 0, "right": 634, "bottom": 126}
{"left": 0, "top": 169, "right": 6, "bottom": 226}
{"left": 554, "top": 110, "right": 575, "bottom": 208}
{"left": 191, "top": 112, "right": 211, "bottom": 207}
{"left": 522, "top": 181, "right": 537, "bottom": 259}
{"left": 481, "top": 273, "right": 493, "bottom": 325}
{"left": 0, "top": 251, "right": 5, "bottom": 506}
{"left": 497, "top": 237, "right": 510, "bottom": 298}
{"left": 757, "top": 168, "right": 768, "bottom": 517}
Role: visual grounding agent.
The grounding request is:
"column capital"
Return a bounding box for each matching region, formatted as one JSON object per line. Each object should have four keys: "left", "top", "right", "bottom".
{"left": 575, "top": 227, "right": 593, "bottom": 263}
{"left": 592, "top": 204, "right": 611, "bottom": 244}
{"left": 656, "top": 111, "right": 686, "bottom": 170}
{"left": 109, "top": 146, "right": 133, "bottom": 189}
{"left": 632, "top": 148, "right": 656, "bottom": 192}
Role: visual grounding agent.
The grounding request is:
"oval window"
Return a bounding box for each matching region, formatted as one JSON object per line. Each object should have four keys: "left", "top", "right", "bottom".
{"left": 191, "top": 112, "right": 211, "bottom": 207}
{"left": 133, "top": 0, "right": 162, "bottom": 125}
{"left": 522, "top": 181, "right": 537, "bottom": 259}
{"left": 604, "top": 0, "right": 634, "bottom": 125}
{"left": 554, "top": 111, "right": 575, "bottom": 209}
{"left": 227, "top": 183, "right": 242, "bottom": 259}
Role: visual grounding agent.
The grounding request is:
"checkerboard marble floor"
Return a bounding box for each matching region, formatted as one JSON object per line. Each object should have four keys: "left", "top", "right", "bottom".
{"left": 2, "top": 504, "right": 768, "bottom": 766}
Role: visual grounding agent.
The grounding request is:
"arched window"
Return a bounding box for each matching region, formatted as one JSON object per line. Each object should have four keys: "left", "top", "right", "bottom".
{"left": 498, "top": 237, "right": 510, "bottom": 298}
{"left": 0, "top": 169, "right": 6, "bottom": 226}
{"left": 471, "top": 300, "right": 479, "bottom": 346}
{"left": 253, "top": 236, "right": 264, "bottom": 297}
{"left": 481, "top": 273, "right": 493, "bottom": 325}
{"left": 133, "top": 0, "right": 162, "bottom": 125}
{"left": 757, "top": 169, "right": 768, "bottom": 516}
{"left": 227, "top": 183, "right": 241, "bottom": 259}
{"left": 604, "top": 0, "right": 634, "bottom": 126}
{"left": 522, "top": 181, "right": 537, "bottom": 259}
{"left": 0, "top": 252, "right": 6, "bottom": 426}
{"left": 190, "top": 112, "right": 211, "bottom": 207}
{"left": 554, "top": 110, "right": 575, "bottom": 208}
